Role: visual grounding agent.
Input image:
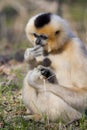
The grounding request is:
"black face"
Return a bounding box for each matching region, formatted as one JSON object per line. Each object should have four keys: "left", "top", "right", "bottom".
{"left": 33, "top": 33, "right": 48, "bottom": 46}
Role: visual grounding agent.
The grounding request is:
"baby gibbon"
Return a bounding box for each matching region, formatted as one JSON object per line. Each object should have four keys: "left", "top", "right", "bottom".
{"left": 22, "top": 13, "right": 87, "bottom": 122}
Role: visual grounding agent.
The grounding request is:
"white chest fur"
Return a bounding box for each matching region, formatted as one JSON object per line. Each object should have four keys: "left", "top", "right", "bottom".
{"left": 49, "top": 54, "right": 73, "bottom": 88}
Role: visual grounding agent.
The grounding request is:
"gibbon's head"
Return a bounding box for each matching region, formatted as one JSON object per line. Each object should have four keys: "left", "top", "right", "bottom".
{"left": 25, "top": 13, "right": 74, "bottom": 52}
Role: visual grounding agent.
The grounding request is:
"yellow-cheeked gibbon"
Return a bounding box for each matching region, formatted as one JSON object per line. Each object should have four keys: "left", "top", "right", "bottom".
{"left": 22, "top": 13, "right": 87, "bottom": 122}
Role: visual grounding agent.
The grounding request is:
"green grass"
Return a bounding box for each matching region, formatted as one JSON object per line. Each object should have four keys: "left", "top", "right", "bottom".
{"left": 0, "top": 66, "right": 87, "bottom": 130}
{"left": 69, "top": 3, "right": 87, "bottom": 23}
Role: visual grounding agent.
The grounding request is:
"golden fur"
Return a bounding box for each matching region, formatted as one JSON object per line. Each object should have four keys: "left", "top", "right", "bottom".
{"left": 22, "top": 13, "right": 87, "bottom": 122}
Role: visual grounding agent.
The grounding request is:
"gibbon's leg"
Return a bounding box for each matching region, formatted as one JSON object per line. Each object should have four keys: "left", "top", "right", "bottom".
{"left": 27, "top": 66, "right": 87, "bottom": 111}
{"left": 23, "top": 66, "right": 82, "bottom": 121}
{"left": 26, "top": 67, "right": 82, "bottom": 122}
{"left": 23, "top": 71, "right": 42, "bottom": 121}
{"left": 24, "top": 45, "right": 43, "bottom": 70}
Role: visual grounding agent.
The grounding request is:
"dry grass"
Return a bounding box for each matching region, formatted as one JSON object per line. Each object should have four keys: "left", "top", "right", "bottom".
{"left": 0, "top": 63, "right": 87, "bottom": 130}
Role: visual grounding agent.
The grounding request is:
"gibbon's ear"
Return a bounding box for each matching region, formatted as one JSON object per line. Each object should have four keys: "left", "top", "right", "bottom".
{"left": 55, "top": 30, "right": 60, "bottom": 36}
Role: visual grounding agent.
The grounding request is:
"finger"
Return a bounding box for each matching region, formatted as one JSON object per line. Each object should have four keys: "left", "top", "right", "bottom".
{"left": 32, "top": 47, "right": 43, "bottom": 54}
{"left": 33, "top": 48, "right": 43, "bottom": 54}
{"left": 34, "top": 52, "right": 43, "bottom": 57}
{"left": 33, "top": 49, "right": 43, "bottom": 56}
{"left": 34, "top": 50, "right": 43, "bottom": 54}
{"left": 33, "top": 45, "right": 41, "bottom": 51}
{"left": 32, "top": 49, "right": 43, "bottom": 54}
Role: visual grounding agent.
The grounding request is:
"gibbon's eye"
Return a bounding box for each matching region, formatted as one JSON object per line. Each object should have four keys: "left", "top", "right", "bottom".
{"left": 40, "top": 35, "right": 48, "bottom": 40}
{"left": 33, "top": 33, "right": 38, "bottom": 38}
{"left": 55, "top": 30, "right": 60, "bottom": 35}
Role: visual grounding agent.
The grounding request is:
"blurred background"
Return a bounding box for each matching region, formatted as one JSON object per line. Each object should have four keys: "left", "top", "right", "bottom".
{"left": 0, "top": 0, "right": 87, "bottom": 65}
{"left": 0, "top": 1, "right": 87, "bottom": 128}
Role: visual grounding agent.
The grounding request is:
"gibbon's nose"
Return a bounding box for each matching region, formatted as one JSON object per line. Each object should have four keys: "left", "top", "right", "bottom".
{"left": 35, "top": 38, "right": 42, "bottom": 45}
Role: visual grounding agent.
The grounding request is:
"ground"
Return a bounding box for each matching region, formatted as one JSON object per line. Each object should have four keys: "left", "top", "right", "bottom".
{"left": 0, "top": 54, "right": 87, "bottom": 130}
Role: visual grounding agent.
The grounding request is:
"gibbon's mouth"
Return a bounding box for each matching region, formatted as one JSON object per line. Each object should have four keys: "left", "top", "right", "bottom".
{"left": 35, "top": 38, "right": 48, "bottom": 47}
{"left": 33, "top": 33, "right": 48, "bottom": 47}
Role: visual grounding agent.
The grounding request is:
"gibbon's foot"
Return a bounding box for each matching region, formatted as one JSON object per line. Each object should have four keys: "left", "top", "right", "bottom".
{"left": 24, "top": 45, "right": 43, "bottom": 62}
{"left": 23, "top": 114, "right": 42, "bottom": 121}
{"left": 38, "top": 66, "right": 58, "bottom": 84}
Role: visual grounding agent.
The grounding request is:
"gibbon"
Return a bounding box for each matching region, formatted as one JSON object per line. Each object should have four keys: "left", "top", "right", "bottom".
{"left": 22, "top": 13, "right": 87, "bottom": 122}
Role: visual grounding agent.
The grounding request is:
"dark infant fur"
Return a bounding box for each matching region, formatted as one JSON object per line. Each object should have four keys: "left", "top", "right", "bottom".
{"left": 41, "top": 68, "right": 57, "bottom": 84}
{"left": 42, "top": 58, "right": 51, "bottom": 67}
{"left": 34, "top": 13, "right": 51, "bottom": 28}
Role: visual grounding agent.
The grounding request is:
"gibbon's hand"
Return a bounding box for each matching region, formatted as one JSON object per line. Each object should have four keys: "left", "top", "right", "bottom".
{"left": 29, "top": 68, "right": 42, "bottom": 81}
{"left": 24, "top": 45, "right": 43, "bottom": 62}
{"left": 38, "top": 66, "right": 58, "bottom": 84}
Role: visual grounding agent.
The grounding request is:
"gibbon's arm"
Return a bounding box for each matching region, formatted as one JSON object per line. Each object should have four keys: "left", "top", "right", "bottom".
{"left": 46, "top": 83, "right": 87, "bottom": 110}
{"left": 27, "top": 66, "right": 87, "bottom": 110}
